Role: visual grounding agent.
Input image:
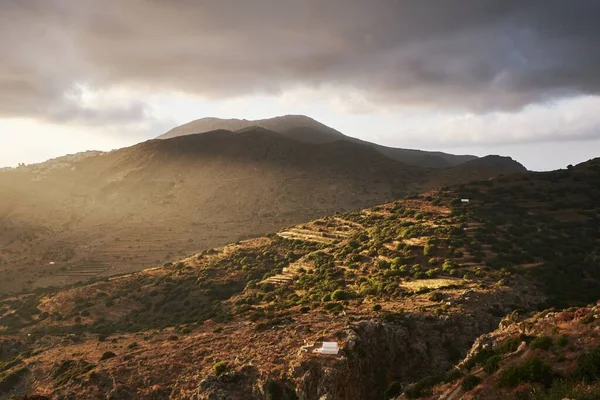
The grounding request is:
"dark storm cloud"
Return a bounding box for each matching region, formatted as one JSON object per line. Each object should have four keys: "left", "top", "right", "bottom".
{"left": 1, "top": 0, "right": 600, "bottom": 121}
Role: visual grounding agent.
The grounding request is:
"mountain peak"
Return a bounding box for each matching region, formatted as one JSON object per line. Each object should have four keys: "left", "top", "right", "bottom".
{"left": 157, "top": 114, "right": 343, "bottom": 142}
{"left": 156, "top": 115, "right": 484, "bottom": 168}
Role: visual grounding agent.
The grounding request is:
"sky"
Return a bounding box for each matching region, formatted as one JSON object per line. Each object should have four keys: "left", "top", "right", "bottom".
{"left": 1, "top": 0, "right": 600, "bottom": 171}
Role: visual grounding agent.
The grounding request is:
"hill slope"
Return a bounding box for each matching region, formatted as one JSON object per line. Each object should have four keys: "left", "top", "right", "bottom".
{"left": 0, "top": 158, "right": 597, "bottom": 399}
{"left": 0, "top": 128, "right": 524, "bottom": 293}
{"left": 404, "top": 303, "right": 600, "bottom": 399}
{"left": 159, "top": 115, "right": 479, "bottom": 168}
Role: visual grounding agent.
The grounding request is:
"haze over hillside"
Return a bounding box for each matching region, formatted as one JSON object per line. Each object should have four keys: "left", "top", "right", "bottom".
{"left": 159, "top": 115, "right": 479, "bottom": 168}
{"left": 0, "top": 124, "right": 524, "bottom": 294}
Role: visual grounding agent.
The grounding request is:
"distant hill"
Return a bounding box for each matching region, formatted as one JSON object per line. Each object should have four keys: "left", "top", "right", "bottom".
{"left": 159, "top": 115, "right": 479, "bottom": 168}
{"left": 159, "top": 115, "right": 346, "bottom": 144}
{"left": 0, "top": 127, "right": 523, "bottom": 293}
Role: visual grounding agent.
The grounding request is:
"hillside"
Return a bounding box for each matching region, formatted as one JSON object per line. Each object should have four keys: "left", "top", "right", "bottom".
{"left": 0, "top": 128, "right": 523, "bottom": 294}
{"left": 159, "top": 115, "right": 478, "bottom": 168}
{"left": 0, "top": 158, "right": 597, "bottom": 399}
{"left": 403, "top": 304, "right": 600, "bottom": 400}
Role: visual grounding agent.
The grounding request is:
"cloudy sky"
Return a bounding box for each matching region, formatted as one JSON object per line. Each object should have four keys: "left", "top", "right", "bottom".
{"left": 1, "top": 0, "right": 599, "bottom": 170}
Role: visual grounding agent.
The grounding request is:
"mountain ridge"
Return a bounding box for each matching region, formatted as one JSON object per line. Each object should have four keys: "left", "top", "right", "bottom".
{"left": 158, "top": 115, "right": 480, "bottom": 168}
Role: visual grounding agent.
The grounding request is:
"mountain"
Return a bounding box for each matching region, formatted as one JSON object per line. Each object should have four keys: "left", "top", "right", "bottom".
{"left": 0, "top": 158, "right": 597, "bottom": 399}
{"left": 0, "top": 127, "right": 524, "bottom": 294}
{"left": 159, "top": 115, "right": 479, "bottom": 168}
{"left": 158, "top": 115, "right": 346, "bottom": 144}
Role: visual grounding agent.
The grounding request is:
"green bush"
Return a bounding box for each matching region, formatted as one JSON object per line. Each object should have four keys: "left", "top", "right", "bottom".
{"left": 556, "top": 334, "right": 569, "bottom": 347}
{"left": 444, "top": 369, "right": 462, "bottom": 383}
{"left": 461, "top": 374, "right": 481, "bottom": 391}
{"left": 429, "top": 292, "right": 444, "bottom": 302}
{"left": 483, "top": 355, "right": 501, "bottom": 374}
{"left": 575, "top": 345, "right": 600, "bottom": 383}
{"left": 384, "top": 381, "right": 403, "bottom": 399}
{"left": 331, "top": 289, "right": 352, "bottom": 301}
{"left": 498, "top": 356, "right": 554, "bottom": 388}
{"left": 530, "top": 336, "right": 553, "bottom": 351}
{"left": 404, "top": 375, "right": 443, "bottom": 398}
{"left": 213, "top": 361, "right": 229, "bottom": 376}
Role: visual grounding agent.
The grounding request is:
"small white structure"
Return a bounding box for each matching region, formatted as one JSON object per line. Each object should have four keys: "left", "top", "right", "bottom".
{"left": 49, "top": 261, "right": 56, "bottom": 265}
{"left": 314, "top": 342, "right": 339, "bottom": 355}
{"left": 461, "top": 199, "right": 470, "bottom": 203}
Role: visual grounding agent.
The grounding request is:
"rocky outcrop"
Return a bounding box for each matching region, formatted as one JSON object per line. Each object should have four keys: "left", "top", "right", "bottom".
{"left": 289, "top": 313, "right": 502, "bottom": 400}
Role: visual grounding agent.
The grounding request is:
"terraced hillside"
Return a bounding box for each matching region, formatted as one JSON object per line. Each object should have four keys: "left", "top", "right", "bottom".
{"left": 0, "top": 128, "right": 524, "bottom": 294}
{"left": 0, "top": 158, "right": 597, "bottom": 399}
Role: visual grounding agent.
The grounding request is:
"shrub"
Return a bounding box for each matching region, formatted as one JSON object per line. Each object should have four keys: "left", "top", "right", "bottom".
{"left": 429, "top": 257, "right": 441, "bottom": 266}
{"left": 372, "top": 304, "right": 382, "bottom": 312}
{"left": 384, "top": 381, "right": 402, "bottom": 399}
{"left": 404, "top": 375, "right": 443, "bottom": 398}
{"left": 331, "top": 289, "right": 352, "bottom": 301}
{"left": 425, "top": 268, "right": 440, "bottom": 278}
{"left": 100, "top": 351, "right": 116, "bottom": 361}
{"left": 444, "top": 369, "right": 462, "bottom": 383}
{"left": 530, "top": 336, "right": 553, "bottom": 351}
{"left": 442, "top": 260, "right": 455, "bottom": 272}
{"left": 483, "top": 355, "right": 501, "bottom": 374}
{"left": 556, "top": 334, "right": 569, "bottom": 347}
{"left": 213, "top": 361, "right": 228, "bottom": 376}
{"left": 575, "top": 345, "right": 600, "bottom": 383}
{"left": 461, "top": 374, "right": 481, "bottom": 391}
{"left": 127, "top": 342, "right": 139, "bottom": 350}
{"left": 429, "top": 292, "right": 444, "bottom": 302}
{"left": 423, "top": 244, "right": 435, "bottom": 256}
{"left": 498, "top": 356, "right": 554, "bottom": 388}
{"left": 496, "top": 337, "right": 522, "bottom": 355}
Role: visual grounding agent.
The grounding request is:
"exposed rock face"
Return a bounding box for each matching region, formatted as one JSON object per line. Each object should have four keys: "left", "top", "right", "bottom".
{"left": 289, "top": 314, "right": 500, "bottom": 400}
{"left": 191, "top": 367, "right": 259, "bottom": 400}
{"left": 191, "top": 366, "right": 299, "bottom": 400}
